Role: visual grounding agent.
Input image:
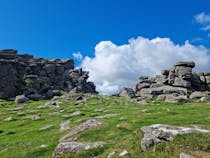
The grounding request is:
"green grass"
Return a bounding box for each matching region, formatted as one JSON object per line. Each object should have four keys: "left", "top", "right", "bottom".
{"left": 0, "top": 96, "right": 210, "bottom": 158}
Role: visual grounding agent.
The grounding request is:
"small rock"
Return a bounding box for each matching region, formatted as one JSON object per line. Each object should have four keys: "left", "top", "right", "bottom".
{"left": 0, "top": 102, "right": 5, "bottom": 106}
{"left": 40, "top": 144, "right": 49, "bottom": 148}
{"left": 136, "top": 99, "right": 147, "bottom": 105}
{"left": 119, "top": 150, "right": 128, "bottom": 157}
{"left": 15, "top": 95, "right": 29, "bottom": 103}
{"left": 4, "top": 116, "right": 15, "bottom": 121}
{"left": 48, "top": 112, "right": 60, "bottom": 116}
{"left": 39, "top": 125, "right": 53, "bottom": 131}
{"left": 200, "top": 96, "right": 210, "bottom": 101}
{"left": 23, "top": 115, "right": 40, "bottom": 120}
{"left": 8, "top": 106, "right": 24, "bottom": 111}
{"left": 60, "top": 120, "right": 70, "bottom": 132}
{"left": 17, "top": 112, "right": 25, "bottom": 116}
{"left": 180, "top": 152, "right": 195, "bottom": 158}
{"left": 62, "top": 111, "right": 82, "bottom": 118}
{"left": 107, "top": 151, "right": 116, "bottom": 158}
{"left": 142, "top": 109, "right": 148, "bottom": 113}
{"left": 28, "top": 110, "right": 38, "bottom": 114}
{"left": 95, "top": 114, "right": 118, "bottom": 119}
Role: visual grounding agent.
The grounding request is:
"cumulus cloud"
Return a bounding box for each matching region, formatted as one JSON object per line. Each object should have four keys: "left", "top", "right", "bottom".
{"left": 73, "top": 52, "right": 83, "bottom": 61}
{"left": 81, "top": 37, "right": 210, "bottom": 95}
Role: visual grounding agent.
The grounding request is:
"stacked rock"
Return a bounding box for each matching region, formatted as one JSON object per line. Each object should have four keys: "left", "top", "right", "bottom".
{"left": 119, "top": 61, "right": 210, "bottom": 102}
{"left": 0, "top": 49, "right": 97, "bottom": 100}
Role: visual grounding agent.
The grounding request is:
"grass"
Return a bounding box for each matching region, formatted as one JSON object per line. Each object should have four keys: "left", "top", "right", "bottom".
{"left": 0, "top": 95, "right": 210, "bottom": 158}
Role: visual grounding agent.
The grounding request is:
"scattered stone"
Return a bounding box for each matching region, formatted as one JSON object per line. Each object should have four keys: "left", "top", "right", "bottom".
{"left": 17, "top": 112, "right": 25, "bottom": 116}
{"left": 119, "top": 150, "right": 128, "bottom": 157}
{"left": 40, "top": 144, "right": 49, "bottom": 148}
{"left": 95, "top": 114, "right": 118, "bottom": 119}
{"left": 0, "top": 130, "right": 3, "bottom": 134}
{"left": 28, "top": 110, "right": 38, "bottom": 114}
{"left": 39, "top": 125, "right": 53, "bottom": 131}
{"left": 141, "top": 109, "right": 148, "bottom": 113}
{"left": 60, "top": 120, "right": 71, "bottom": 132}
{"left": 15, "top": 95, "right": 29, "bottom": 103}
{"left": 53, "top": 141, "right": 104, "bottom": 158}
{"left": 62, "top": 111, "right": 82, "bottom": 118}
{"left": 94, "top": 109, "right": 104, "bottom": 112}
{"left": 48, "top": 112, "right": 60, "bottom": 116}
{"left": 8, "top": 106, "right": 24, "bottom": 111}
{"left": 0, "top": 102, "right": 5, "bottom": 106}
{"left": 37, "top": 101, "right": 61, "bottom": 108}
{"left": 140, "top": 124, "right": 210, "bottom": 151}
{"left": 136, "top": 99, "right": 147, "bottom": 105}
{"left": 180, "top": 152, "right": 195, "bottom": 158}
{"left": 4, "top": 116, "right": 15, "bottom": 121}
{"left": 107, "top": 151, "right": 116, "bottom": 158}
{"left": 200, "top": 96, "right": 210, "bottom": 101}
{"left": 22, "top": 115, "right": 40, "bottom": 120}
{"left": 69, "top": 111, "right": 81, "bottom": 117}
{"left": 59, "top": 119, "right": 102, "bottom": 142}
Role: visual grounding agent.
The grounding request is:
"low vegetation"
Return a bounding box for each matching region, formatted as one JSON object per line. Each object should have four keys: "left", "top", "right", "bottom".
{"left": 0, "top": 95, "right": 210, "bottom": 158}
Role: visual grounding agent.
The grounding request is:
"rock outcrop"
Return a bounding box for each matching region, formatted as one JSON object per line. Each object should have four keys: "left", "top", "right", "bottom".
{"left": 140, "top": 124, "right": 210, "bottom": 151}
{"left": 120, "top": 61, "right": 210, "bottom": 102}
{"left": 0, "top": 49, "right": 97, "bottom": 100}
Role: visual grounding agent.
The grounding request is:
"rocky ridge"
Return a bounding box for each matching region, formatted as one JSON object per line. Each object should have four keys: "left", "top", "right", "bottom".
{"left": 0, "top": 49, "right": 97, "bottom": 100}
{"left": 120, "top": 61, "right": 210, "bottom": 102}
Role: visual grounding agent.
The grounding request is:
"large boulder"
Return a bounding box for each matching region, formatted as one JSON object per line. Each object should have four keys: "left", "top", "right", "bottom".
{"left": 53, "top": 141, "right": 104, "bottom": 158}
{"left": 119, "top": 87, "right": 136, "bottom": 99}
{"left": 140, "top": 124, "right": 210, "bottom": 151}
{"left": 137, "top": 85, "right": 187, "bottom": 98}
{"left": 15, "top": 95, "right": 29, "bottom": 103}
{"left": 189, "top": 91, "right": 208, "bottom": 99}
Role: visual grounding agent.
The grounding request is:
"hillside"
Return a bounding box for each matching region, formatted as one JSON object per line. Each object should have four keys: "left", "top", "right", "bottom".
{"left": 0, "top": 93, "right": 210, "bottom": 158}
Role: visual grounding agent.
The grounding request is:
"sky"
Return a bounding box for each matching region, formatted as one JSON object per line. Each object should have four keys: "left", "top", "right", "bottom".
{"left": 0, "top": 0, "right": 210, "bottom": 94}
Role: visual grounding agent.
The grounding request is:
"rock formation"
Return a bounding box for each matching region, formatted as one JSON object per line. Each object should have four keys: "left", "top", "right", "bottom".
{"left": 0, "top": 49, "right": 97, "bottom": 100}
{"left": 120, "top": 61, "right": 210, "bottom": 102}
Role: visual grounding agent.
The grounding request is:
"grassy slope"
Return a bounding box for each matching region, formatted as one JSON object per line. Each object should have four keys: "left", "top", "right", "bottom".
{"left": 0, "top": 95, "right": 210, "bottom": 158}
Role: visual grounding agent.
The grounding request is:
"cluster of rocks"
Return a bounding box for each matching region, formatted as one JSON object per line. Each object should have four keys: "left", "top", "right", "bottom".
{"left": 0, "top": 49, "right": 97, "bottom": 101}
{"left": 119, "top": 61, "right": 210, "bottom": 102}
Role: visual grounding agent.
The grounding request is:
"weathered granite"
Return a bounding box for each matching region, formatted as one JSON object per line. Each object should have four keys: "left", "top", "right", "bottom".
{"left": 0, "top": 49, "right": 97, "bottom": 100}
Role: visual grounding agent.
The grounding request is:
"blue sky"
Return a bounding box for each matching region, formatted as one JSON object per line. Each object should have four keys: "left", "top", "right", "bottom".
{"left": 1, "top": 0, "right": 210, "bottom": 94}
{"left": 0, "top": 0, "right": 210, "bottom": 59}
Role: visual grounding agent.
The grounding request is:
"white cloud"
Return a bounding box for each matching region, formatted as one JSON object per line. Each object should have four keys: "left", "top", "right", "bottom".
{"left": 73, "top": 52, "right": 83, "bottom": 61}
{"left": 194, "top": 12, "right": 210, "bottom": 36}
{"left": 202, "top": 24, "right": 210, "bottom": 31}
{"left": 81, "top": 37, "right": 210, "bottom": 95}
{"left": 208, "top": 34, "right": 210, "bottom": 37}
{"left": 194, "top": 12, "right": 210, "bottom": 24}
